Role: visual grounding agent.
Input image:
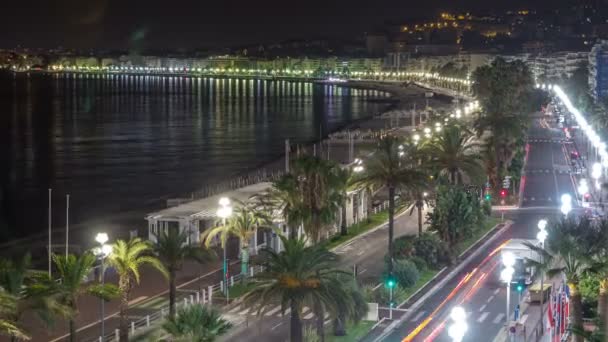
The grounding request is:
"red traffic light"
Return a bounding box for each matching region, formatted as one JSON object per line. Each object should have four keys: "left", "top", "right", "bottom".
{"left": 500, "top": 189, "right": 507, "bottom": 197}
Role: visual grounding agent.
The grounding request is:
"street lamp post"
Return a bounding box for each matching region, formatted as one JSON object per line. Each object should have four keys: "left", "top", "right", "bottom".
{"left": 537, "top": 219, "right": 548, "bottom": 334}
{"left": 501, "top": 252, "right": 515, "bottom": 325}
{"left": 217, "top": 198, "right": 232, "bottom": 299}
{"left": 560, "top": 193, "right": 572, "bottom": 216}
{"left": 94, "top": 233, "right": 112, "bottom": 340}
{"left": 448, "top": 306, "right": 468, "bottom": 342}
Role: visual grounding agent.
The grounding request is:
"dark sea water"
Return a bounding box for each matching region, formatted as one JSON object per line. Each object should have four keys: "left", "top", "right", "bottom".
{"left": 0, "top": 72, "right": 388, "bottom": 248}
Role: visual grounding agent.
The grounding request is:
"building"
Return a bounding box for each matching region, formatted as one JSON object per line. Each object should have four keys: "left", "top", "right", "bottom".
{"left": 145, "top": 179, "right": 370, "bottom": 253}
{"left": 589, "top": 40, "right": 608, "bottom": 100}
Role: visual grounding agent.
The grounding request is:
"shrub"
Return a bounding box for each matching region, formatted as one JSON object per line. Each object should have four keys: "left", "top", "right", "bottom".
{"left": 482, "top": 200, "right": 492, "bottom": 216}
{"left": 412, "top": 233, "right": 441, "bottom": 268}
{"left": 392, "top": 236, "right": 415, "bottom": 259}
{"left": 409, "top": 256, "right": 428, "bottom": 271}
{"left": 393, "top": 259, "right": 419, "bottom": 288}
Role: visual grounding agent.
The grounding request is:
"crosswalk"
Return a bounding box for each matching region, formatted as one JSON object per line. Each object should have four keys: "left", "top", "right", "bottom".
{"left": 226, "top": 305, "right": 329, "bottom": 320}
{"left": 227, "top": 303, "right": 518, "bottom": 327}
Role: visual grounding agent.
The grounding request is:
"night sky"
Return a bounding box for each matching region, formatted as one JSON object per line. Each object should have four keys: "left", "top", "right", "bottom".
{"left": 0, "top": 0, "right": 576, "bottom": 50}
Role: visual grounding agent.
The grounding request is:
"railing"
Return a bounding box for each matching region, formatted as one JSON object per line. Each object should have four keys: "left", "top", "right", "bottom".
{"left": 85, "top": 264, "right": 265, "bottom": 342}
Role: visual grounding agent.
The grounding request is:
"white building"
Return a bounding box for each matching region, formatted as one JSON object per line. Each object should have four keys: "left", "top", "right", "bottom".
{"left": 589, "top": 40, "right": 608, "bottom": 101}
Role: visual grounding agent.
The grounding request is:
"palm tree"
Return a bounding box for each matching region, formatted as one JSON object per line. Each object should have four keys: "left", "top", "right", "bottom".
{"left": 422, "top": 124, "right": 482, "bottom": 184}
{"left": 581, "top": 219, "right": 608, "bottom": 338}
{"left": 108, "top": 238, "right": 168, "bottom": 342}
{"left": 254, "top": 155, "right": 347, "bottom": 242}
{"left": 53, "top": 253, "right": 119, "bottom": 342}
{"left": 352, "top": 136, "right": 428, "bottom": 273}
{"left": 332, "top": 275, "right": 368, "bottom": 337}
{"left": 0, "top": 254, "right": 73, "bottom": 342}
{"left": 162, "top": 305, "right": 232, "bottom": 342}
{"left": 525, "top": 218, "right": 589, "bottom": 342}
{"left": 0, "top": 289, "right": 28, "bottom": 340}
{"left": 202, "top": 202, "right": 270, "bottom": 277}
{"left": 154, "top": 229, "right": 213, "bottom": 318}
{"left": 243, "top": 236, "right": 349, "bottom": 342}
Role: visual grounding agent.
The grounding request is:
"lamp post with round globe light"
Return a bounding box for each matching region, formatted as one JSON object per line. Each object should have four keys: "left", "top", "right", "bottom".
{"left": 94, "top": 233, "right": 112, "bottom": 339}
{"left": 448, "top": 306, "right": 468, "bottom": 342}
{"left": 537, "top": 219, "right": 548, "bottom": 333}
{"left": 217, "top": 198, "right": 232, "bottom": 297}
{"left": 560, "top": 194, "right": 572, "bottom": 216}
{"left": 501, "top": 252, "right": 516, "bottom": 324}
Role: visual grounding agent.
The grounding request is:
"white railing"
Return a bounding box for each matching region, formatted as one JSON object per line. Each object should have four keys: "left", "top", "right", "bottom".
{"left": 85, "top": 265, "right": 265, "bottom": 342}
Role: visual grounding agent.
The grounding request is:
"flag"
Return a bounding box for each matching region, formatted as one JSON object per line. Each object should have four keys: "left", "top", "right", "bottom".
{"left": 547, "top": 299, "right": 554, "bottom": 328}
{"left": 561, "top": 295, "right": 567, "bottom": 334}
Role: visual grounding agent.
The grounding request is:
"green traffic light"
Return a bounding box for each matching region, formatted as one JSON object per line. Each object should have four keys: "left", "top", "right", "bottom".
{"left": 484, "top": 194, "right": 491, "bottom": 201}
{"left": 517, "top": 284, "right": 524, "bottom": 292}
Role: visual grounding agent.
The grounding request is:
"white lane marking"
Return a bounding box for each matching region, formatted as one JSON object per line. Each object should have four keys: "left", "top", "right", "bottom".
{"left": 487, "top": 295, "right": 495, "bottom": 303}
{"left": 302, "top": 307, "right": 310, "bottom": 314}
{"left": 479, "top": 304, "right": 487, "bottom": 312}
{"left": 281, "top": 308, "right": 291, "bottom": 316}
{"left": 359, "top": 268, "right": 367, "bottom": 275}
{"left": 265, "top": 305, "right": 282, "bottom": 316}
{"left": 493, "top": 313, "right": 505, "bottom": 324}
{"left": 324, "top": 312, "right": 330, "bottom": 319}
{"left": 228, "top": 305, "right": 242, "bottom": 314}
{"left": 520, "top": 314, "right": 528, "bottom": 324}
{"left": 478, "top": 312, "right": 490, "bottom": 323}
{"left": 324, "top": 319, "right": 332, "bottom": 325}
{"left": 304, "top": 312, "right": 315, "bottom": 320}
{"left": 357, "top": 250, "right": 365, "bottom": 256}
{"left": 238, "top": 307, "right": 250, "bottom": 315}
{"left": 411, "top": 311, "right": 426, "bottom": 322}
{"left": 494, "top": 289, "right": 500, "bottom": 295}
{"left": 271, "top": 322, "right": 284, "bottom": 330}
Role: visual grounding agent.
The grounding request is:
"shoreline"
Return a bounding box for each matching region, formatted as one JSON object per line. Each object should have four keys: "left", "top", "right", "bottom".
{"left": 0, "top": 78, "right": 452, "bottom": 256}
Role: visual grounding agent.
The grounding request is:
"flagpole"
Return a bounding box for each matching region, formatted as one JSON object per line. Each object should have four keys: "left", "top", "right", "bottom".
{"left": 48, "top": 188, "right": 52, "bottom": 277}
{"left": 65, "top": 194, "right": 69, "bottom": 257}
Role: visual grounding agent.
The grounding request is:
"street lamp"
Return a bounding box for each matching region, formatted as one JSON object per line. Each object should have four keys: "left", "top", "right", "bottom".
{"left": 593, "top": 162, "right": 602, "bottom": 191}
{"left": 560, "top": 193, "right": 572, "bottom": 216}
{"left": 94, "top": 233, "right": 112, "bottom": 339}
{"left": 501, "top": 252, "right": 515, "bottom": 324}
{"left": 448, "top": 306, "right": 468, "bottom": 342}
{"left": 217, "top": 198, "right": 232, "bottom": 297}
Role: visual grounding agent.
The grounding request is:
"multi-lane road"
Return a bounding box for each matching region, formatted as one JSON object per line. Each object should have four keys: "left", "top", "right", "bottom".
{"left": 376, "top": 117, "right": 577, "bottom": 342}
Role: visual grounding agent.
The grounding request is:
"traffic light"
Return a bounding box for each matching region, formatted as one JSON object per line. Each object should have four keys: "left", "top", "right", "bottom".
{"left": 386, "top": 275, "right": 396, "bottom": 289}
{"left": 500, "top": 189, "right": 508, "bottom": 198}
{"left": 516, "top": 279, "right": 525, "bottom": 293}
{"left": 484, "top": 187, "right": 492, "bottom": 201}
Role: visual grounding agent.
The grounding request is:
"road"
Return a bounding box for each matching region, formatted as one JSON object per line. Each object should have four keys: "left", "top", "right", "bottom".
{"left": 220, "top": 207, "right": 429, "bottom": 341}
{"left": 375, "top": 117, "right": 577, "bottom": 342}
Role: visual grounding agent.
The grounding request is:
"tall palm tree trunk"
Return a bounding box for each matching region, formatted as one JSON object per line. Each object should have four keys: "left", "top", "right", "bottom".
{"left": 450, "top": 169, "right": 457, "bottom": 184}
{"left": 388, "top": 185, "right": 395, "bottom": 274}
{"left": 569, "top": 284, "right": 584, "bottom": 342}
{"left": 340, "top": 204, "right": 347, "bottom": 236}
{"left": 241, "top": 245, "right": 250, "bottom": 276}
{"left": 119, "top": 278, "right": 130, "bottom": 342}
{"left": 169, "top": 270, "right": 176, "bottom": 317}
{"left": 416, "top": 201, "right": 423, "bottom": 236}
{"left": 290, "top": 300, "right": 303, "bottom": 342}
{"left": 314, "top": 300, "right": 325, "bottom": 342}
{"left": 333, "top": 312, "right": 346, "bottom": 336}
{"left": 69, "top": 318, "right": 76, "bottom": 342}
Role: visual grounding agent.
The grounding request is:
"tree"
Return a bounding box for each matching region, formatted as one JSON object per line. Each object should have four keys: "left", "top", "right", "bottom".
{"left": 108, "top": 238, "right": 168, "bottom": 342}
{"left": 581, "top": 219, "right": 608, "bottom": 338}
{"left": 352, "top": 136, "right": 428, "bottom": 274}
{"left": 472, "top": 57, "right": 542, "bottom": 190}
{"left": 0, "top": 289, "right": 28, "bottom": 340}
{"left": 154, "top": 229, "right": 213, "bottom": 318}
{"left": 254, "top": 155, "right": 347, "bottom": 242}
{"left": 332, "top": 276, "right": 368, "bottom": 337}
{"left": 428, "top": 185, "right": 481, "bottom": 247}
{"left": 0, "top": 254, "right": 71, "bottom": 342}
{"left": 422, "top": 124, "right": 482, "bottom": 184}
{"left": 52, "top": 253, "right": 118, "bottom": 342}
{"left": 162, "top": 305, "right": 232, "bottom": 342}
{"left": 526, "top": 218, "right": 589, "bottom": 342}
{"left": 243, "top": 236, "right": 349, "bottom": 342}
{"left": 202, "top": 202, "right": 269, "bottom": 276}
